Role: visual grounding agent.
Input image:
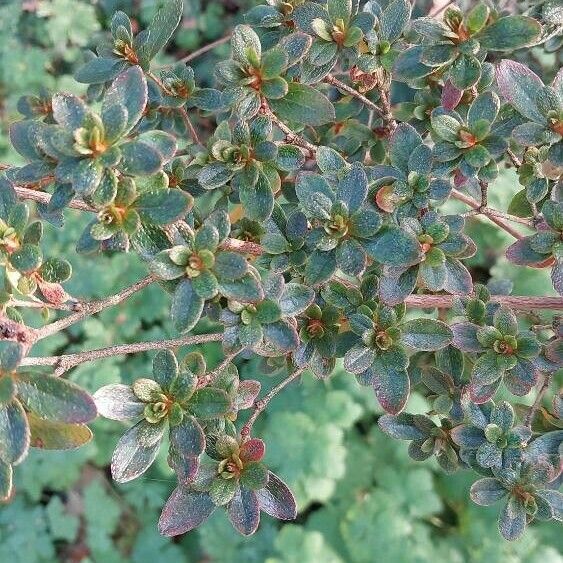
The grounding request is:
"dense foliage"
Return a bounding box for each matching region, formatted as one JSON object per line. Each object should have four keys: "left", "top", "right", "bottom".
{"left": 0, "top": 0, "right": 561, "bottom": 551}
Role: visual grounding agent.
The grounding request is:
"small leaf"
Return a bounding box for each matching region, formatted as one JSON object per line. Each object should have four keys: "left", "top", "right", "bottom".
{"left": 228, "top": 486, "right": 260, "bottom": 536}
{"left": 364, "top": 227, "right": 421, "bottom": 267}
{"left": 0, "top": 460, "right": 12, "bottom": 501}
{"left": 159, "top": 488, "right": 216, "bottom": 536}
{"left": 498, "top": 496, "right": 527, "bottom": 541}
{"left": 143, "top": 0, "right": 183, "bottom": 60}
{"left": 16, "top": 373, "right": 97, "bottom": 424}
{"left": 255, "top": 471, "right": 297, "bottom": 520}
{"left": 111, "top": 419, "right": 165, "bottom": 483}
{"left": 28, "top": 413, "right": 92, "bottom": 450}
{"left": 93, "top": 384, "right": 144, "bottom": 421}
{"left": 189, "top": 388, "right": 230, "bottom": 419}
{"left": 470, "top": 478, "right": 508, "bottom": 506}
{"left": 401, "top": 319, "right": 453, "bottom": 351}
{"left": 270, "top": 83, "right": 335, "bottom": 126}
{"left": 171, "top": 279, "right": 205, "bottom": 333}
{"left": 0, "top": 400, "right": 29, "bottom": 465}
{"left": 477, "top": 16, "right": 541, "bottom": 52}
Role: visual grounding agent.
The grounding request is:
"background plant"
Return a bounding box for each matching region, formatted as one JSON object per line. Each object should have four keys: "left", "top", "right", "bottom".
{"left": 0, "top": 0, "right": 561, "bottom": 558}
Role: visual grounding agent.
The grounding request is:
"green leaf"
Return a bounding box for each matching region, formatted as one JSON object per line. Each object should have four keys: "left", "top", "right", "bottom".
{"left": 239, "top": 172, "right": 274, "bottom": 222}
{"left": 270, "top": 83, "right": 335, "bottom": 126}
{"left": 0, "top": 400, "right": 29, "bottom": 465}
{"left": 171, "top": 279, "right": 205, "bottom": 333}
{"left": 28, "top": 413, "right": 92, "bottom": 450}
{"left": 228, "top": 487, "right": 260, "bottom": 536}
{"left": 389, "top": 123, "right": 422, "bottom": 172}
{"left": 327, "top": 0, "right": 352, "bottom": 25}
{"left": 263, "top": 320, "right": 299, "bottom": 351}
{"left": 136, "top": 189, "right": 191, "bottom": 225}
{"left": 210, "top": 476, "right": 238, "bottom": 506}
{"left": 336, "top": 162, "right": 367, "bottom": 213}
{"left": 219, "top": 273, "right": 264, "bottom": 303}
{"left": 364, "top": 227, "right": 421, "bottom": 266}
{"left": 450, "top": 54, "right": 481, "bottom": 90}
{"left": 240, "top": 462, "right": 269, "bottom": 490}
{"left": 143, "top": 0, "right": 183, "bottom": 60}
{"left": 477, "top": 16, "right": 541, "bottom": 52}
{"left": 393, "top": 46, "right": 432, "bottom": 81}
{"left": 214, "top": 252, "right": 248, "bottom": 280}
{"left": 119, "top": 141, "right": 164, "bottom": 176}
{"left": 189, "top": 388, "right": 230, "bottom": 419}
{"left": 380, "top": 0, "right": 411, "bottom": 42}
{"left": 279, "top": 283, "right": 315, "bottom": 316}
{"left": 261, "top": 46, "right": 288, "bottom": 79}
{"left": 498, "top": 496, "right": 527, "bottom": 541}
{"left": 52, "top": 94, "right": 86, "bottom": 129}
{"left": 103, "top": 66, "right": 147, "bottom": 134}
{"left": 74, "top": 57, "right": 124, "bottom": 84}
{"left": 39, "top": 257, "right": 72, "bottom": 283}
{"left": 304, "top": 249, "right": 337, "bottom": 285}
{"left": 472, "top": 350, "right": 505, "bottom": 386}
{"left": 15, "top": 373, "right": 97, "bottom": 424}
{"left": 231, "top": 25, "right": 262, "bottom": 66}
{"left": 10, "top": 244, "right": 42, "bottom": 274}
{"left": 316, "top": 146, "right": 347, "bottom": 174}
{"left": 401, "top": 319, "right": 453, "bottom": 351}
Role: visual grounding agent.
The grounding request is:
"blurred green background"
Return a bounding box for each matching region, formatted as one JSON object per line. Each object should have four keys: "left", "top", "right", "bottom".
{"left": 0, "top": 1, "right": 561, "bottom": 561}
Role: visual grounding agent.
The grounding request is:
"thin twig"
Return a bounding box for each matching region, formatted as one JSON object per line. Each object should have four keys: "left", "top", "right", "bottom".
{"left": 405, "top": 294, "right": 563, "bottom": 311}
{"left": 506, "top": 148, "right": 522, "bottom": 168}
{"left": 156, "top": 35, "right": 232, "bottom": 68}
{"left": 197, "top": 349, "right": 241, "bottom": 389}
{"left": 241, "top": 365, "right": 307, "bottom": 437}
{"left": 260, "top": 101, "right": 317, "bottom": 156}
{"left": 178, "top": 106, "right": 205, "bottom": 148}
{"left": 20, "top": 333, "right": 224, "bottom": 375}
{"left": 524, "top": 373, "right": 551, "bottom": 428}
{"left": 451, "top": 189, "right": 532, "bottom": 238}
{"left": 13, "top": 185, "right": 264, "bottom": 257}
{"left": 6, "top": 298, "right": 79, "bottom": 312}
{"left": 35, "top": 275, "right": 156, "bottom": 340}
{"left": 325, "top": 73, "right": 385, "bottom": 117}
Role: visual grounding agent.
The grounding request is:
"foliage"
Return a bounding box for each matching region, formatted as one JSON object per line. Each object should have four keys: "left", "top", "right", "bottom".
{"left": 0, "top": 0, "right": 561, "bottom": 553}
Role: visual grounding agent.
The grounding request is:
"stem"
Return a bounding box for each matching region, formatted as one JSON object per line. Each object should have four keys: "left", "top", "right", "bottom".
{"left": 157, "top": 35, "right": 232, "bottom": 68}
{"left": 35, "top": 275, "right": 156, "bottom": 340}
{"left": 241, "top": 365, "right": 307, "bottom": 437}
{"left": 506, "top": 148, "right": 522, "bottom": 168}
{"left": 524, "top": 373, "right": 551, "bottom": 428}
{"left": 405, "top": 294, "right": 563, "bottom": 311}
{"left": 260, "top": 101, "right": 317, "bottom": 156}
{"left": 325, "top": 74, "right": 385, "bottom": 116}
{"left": 20, "top": 332, "right": 224, "bottom": 375}
{"left": 451, "top": 189, "right": 531, "bottom": 238}
{"left": 178, "top": 106, "right": 205, "bottom": 148}
{"left": 13, "top": 186, "right": 263, "bottom": 256}
{"left": 6, "top": 298, "right": 80, "bottom": 312}
{"left": 197, "top": 349, "right": 241, "bottom": 389}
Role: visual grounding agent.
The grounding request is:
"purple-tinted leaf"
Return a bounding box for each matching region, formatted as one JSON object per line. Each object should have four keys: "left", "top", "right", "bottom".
{"left": 450, "top": 425, "right": 485, "bottom": 448}
{"left": 441, "top": 80, "right": 463, "bottom": 110}
{"left": 472, "top": 351, "right": 505, "bottom": 386}
{"left": 476, "top": 441, "right": 502, "bottom": 469}
{"left": 470, "top": 478, "right": 507, "bottom": 505}
{"left": 498, "top": 496, "right": 527, "bottom": 541}
{"left": 94, "top": 384, "right": 144, "bottom": 421}
{"left": 378, "top": 413, "right": 426, "bottom": 440}
{"left": 379, "top": 267, "right": 418, "bottom": 305}
{"left": 452, "top": 322, "right": 483, "bottom": 352}
{"left": 169, "top": 415, "right": 205, "bottom": 458}
{"left": 159, "top": 488, "right": 216, "bottom": 536}
{"left": 111, "top": 419, "right": 165, "bottom": 483}
{"left": 372, "top": 352, "right": 410, "bottom": 415}
{"left": 535, "top": 489, "right": 563, "bottom": 521}
{"left": 443, "top": 257, "right": 473, "bottom": 294}
{"left": 506, "top": 237, "right": 551, "bottom": 266}
{"left": 469, "top": 379, "right": 502, "bottom": 404}
{"left": 228, "top": 486, "right": 260, "bottom": 536}
{"left": 256, "top": 471, "right": 297, "bottom": 520}
{"left": 490, "top": 401, "right": 515, "bottom": 432}
{"left": 234, "top": 380, "right": 261, "bottom": 410}
{"left": 504, "top": 359, "right": 537, "bottom": 396}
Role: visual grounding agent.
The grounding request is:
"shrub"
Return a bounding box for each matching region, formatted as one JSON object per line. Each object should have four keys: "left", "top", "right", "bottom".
{"left": 0, "top": 0, "right": 561, "bottom": 544}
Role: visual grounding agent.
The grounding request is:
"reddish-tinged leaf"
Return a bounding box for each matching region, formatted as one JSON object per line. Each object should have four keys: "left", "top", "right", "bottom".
{"left": 256, "top": 471, "right": 297, "bottom": 520}
{"left": 240, "top": 438, "right": 265, "bottom": 463}
{"left": 227, "top": 486, "right": 260, "bottom": 536}
{"left": 158, "top": 488, "right": 216, "bottom": 536}
{"left": 441, "top": 80, "right": 463, "bottom": 110}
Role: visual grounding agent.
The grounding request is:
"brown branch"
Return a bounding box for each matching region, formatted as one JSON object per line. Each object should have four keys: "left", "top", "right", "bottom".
{"left": 20, "top": 332, "right": 224, "bottom": 375}
{"left": 260, "top": 101, "right": 317, "bottom": 156}
{"left": 157, "top": 35, "right": 232, "bottom": 68}
{"left": 241, "top": 365, "right": 307, "bottom": 438}
{"left": 405, "top": 294, "right": 563, "bottom": 311}
{"left": 14, "top": 185, "right": 264, "bottom": 256}
{"left": 35, "top": 275, "right": 156, "bottom": 340}
{"left": 325, "top": 74, "right": 385, "bottom": 116}
{"left": 506, "top": 148, "right": 522, "bottom": 168}
{"left": 451, "top": 189, "right": 531, "bottom": 238}
{"left": 178, "top": 106, "right": 205, "bottom": 148}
